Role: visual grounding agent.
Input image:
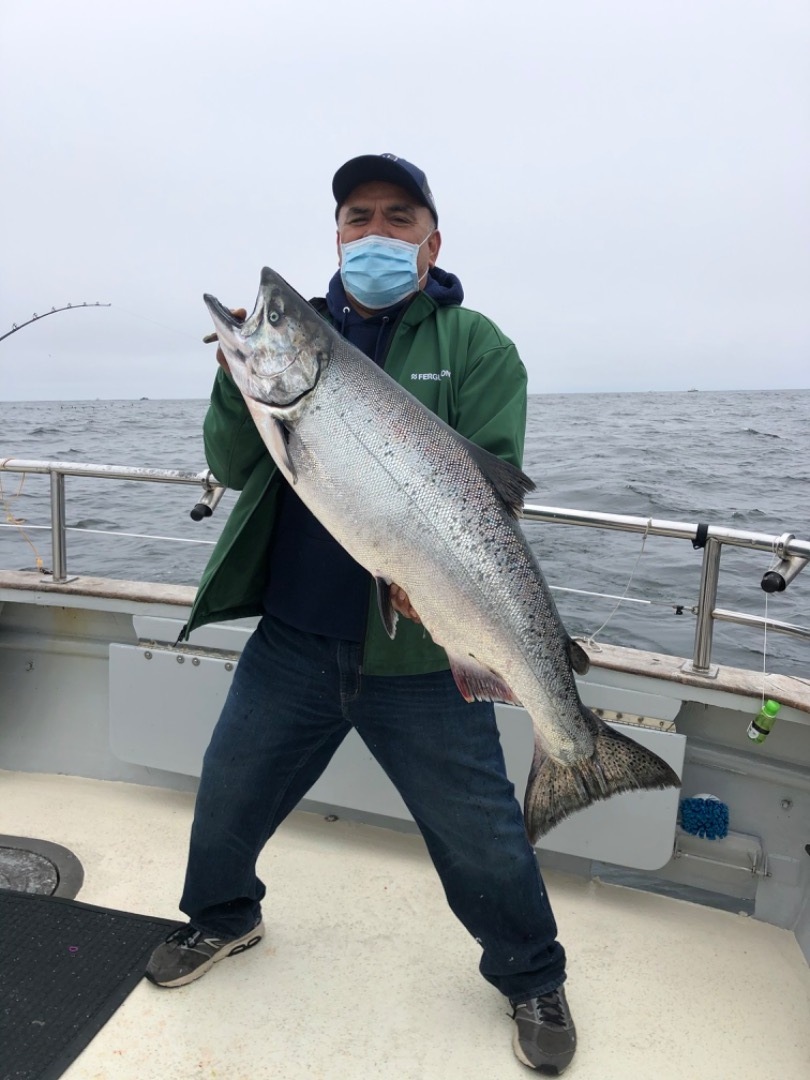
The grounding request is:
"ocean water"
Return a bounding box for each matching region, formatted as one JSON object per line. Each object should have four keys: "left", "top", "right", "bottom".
{"left": 1, "top": 389, "right": 808, "bottom": 677}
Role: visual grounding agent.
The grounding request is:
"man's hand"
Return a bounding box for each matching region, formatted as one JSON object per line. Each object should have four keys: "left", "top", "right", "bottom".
{"left": 205, "top": 308, "right": 247, "bottom": 374}
{"left": 390, "top": 583, "right": 421, "bottom": 624}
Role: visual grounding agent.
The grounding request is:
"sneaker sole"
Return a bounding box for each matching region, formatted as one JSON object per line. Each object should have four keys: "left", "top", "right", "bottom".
{"left": 147, "top": 922, "right": 265, "bottom": 988}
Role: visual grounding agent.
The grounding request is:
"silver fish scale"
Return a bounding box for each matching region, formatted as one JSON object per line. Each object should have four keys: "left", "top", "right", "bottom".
{"left": 285, "top": 339, "right": 592, "bottom": 760}
{"left": 207, "top": 272, "right": 680, "bottom": 829}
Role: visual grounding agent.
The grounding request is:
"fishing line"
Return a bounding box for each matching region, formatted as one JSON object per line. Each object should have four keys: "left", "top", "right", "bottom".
{"left": 583, "top": 518, "right": 652, "bottom": 646}
{"left": 0, "top": 522, "right": 215, "bottom": 546}
{"left": 759, "top": 533, "right": 783, "bottom": 705}
{"left": 0, "top": 302, "right": 111, "bottom": 344}
{"left": 551, "top": 586, "right": 650, "bottom": 605}
{"left": 114, "top": 307, "right": 202, "bottom": 342}
{"left": 762, "top": 590, "right": 769, "bottom": 705}
{"left": 0, "top": 300, "right": 196, "bottom": 348}
{"left": 0, "top": 471, "right": 45, "bottom": 571}
{"left": 65, "top": 527, "right": 216, "bottom": 545}
{"left": 551, "top": 584, "right": 686, "bottom": 612}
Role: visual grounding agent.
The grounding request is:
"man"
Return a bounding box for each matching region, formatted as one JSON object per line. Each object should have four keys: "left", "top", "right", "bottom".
{"left": 147, "top": 154, "right": 577, "bottom": 1075}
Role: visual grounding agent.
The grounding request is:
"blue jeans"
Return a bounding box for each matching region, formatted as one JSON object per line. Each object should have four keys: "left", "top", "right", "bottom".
{"left": 180, "top": 615, "right": 566, "bottom": 1000}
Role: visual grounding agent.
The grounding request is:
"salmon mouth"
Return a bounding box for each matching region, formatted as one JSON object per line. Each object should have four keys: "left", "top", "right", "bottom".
{"left": 202, "top": 293, "right": 245, "bottom": 332}
{"left": 250, "top": 355, "right": 299, "bottom": 381}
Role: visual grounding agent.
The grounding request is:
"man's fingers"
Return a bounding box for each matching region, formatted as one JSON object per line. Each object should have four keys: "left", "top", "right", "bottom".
{"left": 203, "top": 308, "right": 248, "bottom": 344}
{"left": 390, "top": 584, "right": 421, "bottom": 623}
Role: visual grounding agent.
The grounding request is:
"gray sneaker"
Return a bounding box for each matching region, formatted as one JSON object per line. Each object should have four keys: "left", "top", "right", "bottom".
{"left": 146, "top": 920, "right": 265, "bottom": 988}
{"left": 511, "top": 985, "right": 577, "bottom": 1075}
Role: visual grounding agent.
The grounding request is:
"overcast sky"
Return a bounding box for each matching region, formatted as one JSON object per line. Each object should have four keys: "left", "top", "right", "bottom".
{"left": 1, "top": 0, "right": 808, "bottom": 400}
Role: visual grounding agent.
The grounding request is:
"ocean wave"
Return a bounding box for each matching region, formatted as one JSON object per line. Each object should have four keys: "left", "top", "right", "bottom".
{"left": 745, "top": 428, "right": 780, "bottom": 438}
{"left": 730, "top": 509, "right": 768, "bottom": 519}
{"left": 2, "top": 390, "right": 808, "bottom": 675}
{"left": 70, "top": 518, "right": 119, "bottom": 529}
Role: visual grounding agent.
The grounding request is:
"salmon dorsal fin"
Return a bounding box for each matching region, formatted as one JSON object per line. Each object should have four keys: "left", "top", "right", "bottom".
{"left": 463, "top": 440, "right": 536, "bottom": 519}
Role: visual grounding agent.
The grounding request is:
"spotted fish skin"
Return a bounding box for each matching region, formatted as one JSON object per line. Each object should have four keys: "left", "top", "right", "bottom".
{"left": 204, "top": 267, "right": 681, "bottom": 840}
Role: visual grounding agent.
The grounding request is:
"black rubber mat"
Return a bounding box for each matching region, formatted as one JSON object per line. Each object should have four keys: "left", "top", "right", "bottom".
{"left": 0, "top": 890, "right": 179, "bottom": 1080}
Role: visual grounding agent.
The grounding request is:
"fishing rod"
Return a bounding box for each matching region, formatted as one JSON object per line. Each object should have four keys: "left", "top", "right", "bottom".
{"left": 0, "top": 302, "right": 111, "bottom": 343}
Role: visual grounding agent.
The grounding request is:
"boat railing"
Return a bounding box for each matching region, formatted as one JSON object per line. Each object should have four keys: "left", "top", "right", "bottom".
{"left": 1, "top": 458, "right": 809, "bottom": 678}
{"left": 520, "top": 504, "right": 810, "bottom": 676}
{"left": 0, "top": 459, "right": 226, "bottom": 582}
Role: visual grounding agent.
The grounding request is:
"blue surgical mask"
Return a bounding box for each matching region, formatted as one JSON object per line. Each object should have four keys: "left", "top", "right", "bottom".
{"left": 339, "top": 231, "right": 433, "bottom": 310}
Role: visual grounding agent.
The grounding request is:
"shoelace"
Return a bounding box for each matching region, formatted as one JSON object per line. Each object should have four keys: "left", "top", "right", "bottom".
{"left": 165, "top": 926, "right": 202, "bottom": 949}
{"left": 535, "top": 992, "right": 567, "bottom": 1026}
{"left": 513, "top": 991, "right": 567, "bottom": 1027}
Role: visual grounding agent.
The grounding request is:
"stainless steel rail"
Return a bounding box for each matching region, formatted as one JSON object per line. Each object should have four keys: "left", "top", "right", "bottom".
{"left": 520, "top": 505, "right": 809, "bottom": 676}
{"left": 521, "top": 504, "right": 810, "bottom": 558}
{"left": 1, "top": 459, "right": 808, "bottom": 674}
{"left": 0, "top": 459, "right": 220, "bottom": 485}
{"left": 0, "top": 459, "right": 223, "bottom": 583}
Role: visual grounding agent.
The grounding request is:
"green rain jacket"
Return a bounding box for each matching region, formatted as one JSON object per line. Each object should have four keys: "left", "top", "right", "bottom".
{"left": 183, "top": 288, "right": 529, "bottom": 676}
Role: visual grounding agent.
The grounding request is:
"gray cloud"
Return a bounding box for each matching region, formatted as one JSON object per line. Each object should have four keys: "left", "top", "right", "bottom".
{"left": 1, "top": 0, "right": 808, "bottom": 400}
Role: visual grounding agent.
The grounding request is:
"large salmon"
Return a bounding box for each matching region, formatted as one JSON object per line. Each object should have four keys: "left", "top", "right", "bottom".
{"left": 204, "top": 268, "right": 680, "bottom": 840}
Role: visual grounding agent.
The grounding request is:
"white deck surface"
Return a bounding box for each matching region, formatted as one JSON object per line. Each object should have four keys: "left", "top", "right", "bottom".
{"left": 3, "top": 770, "right": 809, "bottom": 1080}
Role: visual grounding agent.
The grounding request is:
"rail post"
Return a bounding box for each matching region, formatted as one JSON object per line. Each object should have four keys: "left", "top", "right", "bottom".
{"left": 49, "top": 469, "right": 68, "bottom": 582}
{"left": 685, "top": 535, "right": 721, "bottom": 676}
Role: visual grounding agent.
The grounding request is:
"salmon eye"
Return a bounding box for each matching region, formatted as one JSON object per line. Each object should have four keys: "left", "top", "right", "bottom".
{"left": 268, "top": 311, "right": 280, "bottom": 323}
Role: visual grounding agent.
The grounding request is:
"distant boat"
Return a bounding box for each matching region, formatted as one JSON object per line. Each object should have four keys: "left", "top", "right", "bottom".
{"left": 687, "top": 388, "right": 699, "bottom": 393}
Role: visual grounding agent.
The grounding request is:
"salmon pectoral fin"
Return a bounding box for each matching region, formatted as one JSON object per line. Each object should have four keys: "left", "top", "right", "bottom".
{"left": 567, "top": 635, "right": 590, "bottom": 675}
{"left": 523, "top": 711, "right": 681, "bottom": 843}
{"left": 447, "top": 652, "right": 522, "bottom": 706}
{"left": 374, "top": 576, "right": 398, "bottom": 640}
{"left": 256, "top": 411, "right": 297, "bottom": 484}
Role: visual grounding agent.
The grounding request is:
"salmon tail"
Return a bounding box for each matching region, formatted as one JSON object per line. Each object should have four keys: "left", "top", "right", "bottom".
{"left": 523, "top": 713, "right": 681, "bottom": 843}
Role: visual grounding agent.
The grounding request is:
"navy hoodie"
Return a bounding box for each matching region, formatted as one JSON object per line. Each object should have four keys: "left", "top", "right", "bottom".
{"left": 262, "top": 267, "right": 463, "bottom": 641}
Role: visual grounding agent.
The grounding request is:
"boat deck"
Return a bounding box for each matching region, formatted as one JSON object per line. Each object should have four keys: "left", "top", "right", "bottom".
{"left": 3, "top": 770, "right": 808, "bottom": 1079}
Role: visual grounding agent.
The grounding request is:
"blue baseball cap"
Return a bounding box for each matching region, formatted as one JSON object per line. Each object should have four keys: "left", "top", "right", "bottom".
{"left": 332, "top": 153, "right": 438, "bottom": 225}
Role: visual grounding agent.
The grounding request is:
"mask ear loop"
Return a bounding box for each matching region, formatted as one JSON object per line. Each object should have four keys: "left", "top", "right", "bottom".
{"left": 417, "top": 228, "right": 437, "bottom": 287}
